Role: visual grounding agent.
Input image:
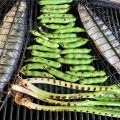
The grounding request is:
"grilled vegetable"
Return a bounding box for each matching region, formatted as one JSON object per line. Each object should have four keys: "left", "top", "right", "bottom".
{"left": 39, "top": 0, "right": 73, "bottom": 5}
{"left": 17, "top": 78, "right": 117, "bottom": 100}
{"left": 21, "top": 71, "right": 55, "bottom": 78}
{"left": 57, "top": 58, "right": 94, "bottom": 65}
{"left": 64, "top": 54, "right": 93, "bottom": 59}
{"left": 38, "top": 14, "right": 74, "bottom": 19}
{"left": 40, "top": 8, "right": 70, "bottom": 14}
{"left": 35, "top": 37, "right": 59, "bottom": 48}
{"left": 50, "top": 37, "right": 84, "bottom": 43}
{"left": 60, "top": 39, "right": 88, "bottom": 48}
{"left": 31, "top": 30, "right": 48, "bottom": 40}
{"left": 31, "top": 50, "right": 61, "bottom": 59}
{"left": 47, "top": 33, "right": 77, "bottom": 39}
{"left": 26, "top": 57, "right": 61, "bottom": 68}
{"left": 46, "top": 67, "right": 79, "bottom": 82}
{"left": 70, "top": 65, "right": 95, "bottom": 71}
{"left": 27, "top": 45, "right": 61, "bottom": 53}
{"left": 66, "top": 71, "right": 106, "bottom": 77}
{"left": 42, "top": 22, "right": 75, "bottom": 29}
{"left": 54, "top": 27, "right": 84, "bottom": 33}
{"left": 40, "top": 17, "right": 76, "bottom": 24}
{"left": 19, "top": 78, "right": 118, "bottom": 91}
{"left": 13, "top": 85, "right": 120, "bottom": 107}
{"left": 42, "top": 4, "right": 70, "bottom": 9}
{"left": 14, "top": 95, "right": 120, "bottom": 118}
{"left": 61, "top": 48, "right": 91, "bottom": 54}
{"left": 79, "top": 76, "right": 109, "bottom": 85}
{"left": 21, "top": 63, "right": 49, "bottom": 71}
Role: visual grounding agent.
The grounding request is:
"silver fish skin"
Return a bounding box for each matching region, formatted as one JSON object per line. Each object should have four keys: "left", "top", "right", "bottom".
{"left": 78, "top": 4, "right": 120, "bottom": 74}
{"left": 0, "top": 0, "right": 26, "bottom": 91}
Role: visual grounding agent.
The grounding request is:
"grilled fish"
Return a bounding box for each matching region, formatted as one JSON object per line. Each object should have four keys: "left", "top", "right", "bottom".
{"left": 0, "top": 0, "right": 26, "bottom": 91}
{"left": 78, "top": 4, "right": 120, "bottom": 74}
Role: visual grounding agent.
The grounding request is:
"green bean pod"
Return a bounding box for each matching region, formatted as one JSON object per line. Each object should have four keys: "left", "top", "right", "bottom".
{"left": 38, "top": 14, "right": 74, "bottom": 19}
{"left": 35, "top": 38, "right": 59, "bottom": 48}
{"left": 42, "top": 23, "right": 75, "bottom": 30}
{"left": 31, "top": 50, "right": 61, "bottom": 59}
{"left": 61, "top": 48, "right": 91, "bottom": 54}
{"left": 57, "top": 58, "right": 94, "bottom": 65}
{"left": 31, "top": 30, "right": 48, "bottom": 41}
{"left": 40, "top": 8, "right": 70, "bottom": 14}
{"left": 46, "top": 67, "right": 79, "bottom": 82}
{"left": 40, "top": 17, "right": 76, "bottom": 24}
{"left": 46, "top": 33, "right": 77, "bottom": 39}
{"left": 79, "top": 76, "right": 109, "bottom": 85}
{"left": 54, "top": 27, "right": 84, "bottom": 33}
{"left": 70, "top": 65, "right": 95, "bottom": 71}
{"left": 27, "top": 45, "right": 61, "bottom": 53}
{"left": 66, "top": 71, "right": 106, "bottom": 77}
{"left": 42, "top": 4, "right": 70, "bottom": 9}
{"left": 26, "top": 57, "right": 61, "bottom": 68}
{"left": 50, "top": 37, "right": 86, "bottom": 43}
{"left": 64, "top": 54, "right": 93, "bottom": 59}
{"left": 60, "top": 39, "right": 88, "bottom": 48}
{"left": 21, "top": 70, "right": 55, "bottom": 78}
{"left": 21, "top": 63, "right": 49, "bottom": 71}
{"left": 39, "top": 0, "right": 73, "bottom": 5}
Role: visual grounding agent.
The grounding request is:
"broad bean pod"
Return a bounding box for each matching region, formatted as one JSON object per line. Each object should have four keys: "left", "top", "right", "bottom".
{"left": 70, "top": 65, "right": 95, "bottom": 71}
{"left": 42, "top": 4, "right": 70, "bottom": 9}
{"left": 60, "top": 39, "right": 88, "bottom": 48}
{"left": 38, "top": 14, "right": 75, "bottom": 19}
{"left": 21, "top": 70, "right": 55, "bottom": 78}
{"left": 26, "top": 57, "right": 61, "bottom": 68}
{"left": 27, "top": 45, "right": 61, "bottom": 53}
{"left": 40, "top": 17, "right": 76, "bottom": 24}
{"left": 66, "top": 70, "right": 106, "bottom": 77}
{"left": 40, "top": 8, "right": 70, "bottom": 14}
{"left": 79, "top": 76, "right": 109, "bottom": 85}
{"left": 54, "top": 27, "right": 84, "bottom": 33}
{"left": 31, "top": 30, "right": 48, "bottom": 41}
{"left": 64, "top": 54, "right": 93, "bottom": 59}
{"left": 31, "top": 50, "right": 61, "bottom": 59}
{"left": 21, "top": 63, "right": 49, "bottom": 71}
{"left": 50, "top": 37, "right": 86, "bottom": 43}
{"left": 61, "top": 48, "right": 91, "bottom": 54}
{"left": 57, "top": 58, "right": 94, "bottom": 65}
{"left": 39, "top": 0, "right": 73, "bottom": 5}
{"left": 46, "top": 67, "right": 79, "bottom": 82}
{"left": 35, "top": 37, "right": 59, "bottom": 48}
{"left": 46, "top": 33, "right": 77, "bottom": 39}
{"left": 42, "top": 23, "right": 75, "bottom": 29}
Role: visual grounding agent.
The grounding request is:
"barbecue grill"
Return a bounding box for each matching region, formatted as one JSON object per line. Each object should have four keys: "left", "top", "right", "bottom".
{"left": 0, "top": 0, "right": 120, "bottom": 120}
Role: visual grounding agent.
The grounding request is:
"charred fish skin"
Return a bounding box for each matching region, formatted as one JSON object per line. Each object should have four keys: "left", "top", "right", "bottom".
{"left": 78, "top": 4, "right": 120, "bottom": 74}
{"left": 0, "top": 0, "right": 26, "bottom": 91}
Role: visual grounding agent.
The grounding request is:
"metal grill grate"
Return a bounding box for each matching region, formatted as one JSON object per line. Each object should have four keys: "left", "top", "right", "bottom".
{"left": 0, "top": 0, "right": 120, "bottom": 120}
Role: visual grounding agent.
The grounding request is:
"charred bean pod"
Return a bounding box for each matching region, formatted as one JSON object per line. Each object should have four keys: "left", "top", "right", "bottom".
{"left": 70, "top": 65, "right": 95, "bottom": 71}
{"left": 26, "top": 57, "right": 61, "bottom": 68}
{"left": 57, "top": 58, "right": 94, "bottom": 65}
{"left": 66, "top": 71, "right": 106, "bottom": 77}
{"left": 27, "top": 45, "right": 61, "bottom": 53}
{"left": 31, "top": 50, "right": 61, "bottom": 59}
